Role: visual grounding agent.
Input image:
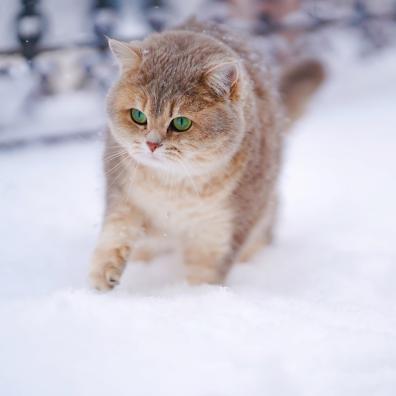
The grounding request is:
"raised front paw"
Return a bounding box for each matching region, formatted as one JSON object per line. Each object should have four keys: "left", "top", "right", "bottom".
{"left": 89, "top": 262, "right": 123, "bottom": 291}
{"left": 89, "top": 247, "right": 128, "bottom": 291}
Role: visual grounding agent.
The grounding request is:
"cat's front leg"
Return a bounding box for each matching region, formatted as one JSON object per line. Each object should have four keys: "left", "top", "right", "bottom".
{"left": 89, "top": 204, "right": 144, "bottom": 291}
{"left": 183, "top": 224, "right": 233, "bottom": 285}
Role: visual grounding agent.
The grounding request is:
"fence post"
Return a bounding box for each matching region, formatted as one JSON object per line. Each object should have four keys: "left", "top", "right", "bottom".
{"left": 15, "top": 0, "right": 46, "bottom": 62}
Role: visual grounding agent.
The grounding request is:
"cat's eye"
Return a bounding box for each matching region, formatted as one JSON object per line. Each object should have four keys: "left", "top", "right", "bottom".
{"left": 171, "top": 116, "right": 192, "bottom": 132}
{"left": 130, "top": 108, "right": 147, "bottom": 125}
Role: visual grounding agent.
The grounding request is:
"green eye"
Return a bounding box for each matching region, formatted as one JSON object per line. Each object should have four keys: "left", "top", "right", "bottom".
{"left": 130, "top": 108, "right": 147, "bottom": 125}
{"left": 171, "top": 116, "right": 192, "bottom": 132}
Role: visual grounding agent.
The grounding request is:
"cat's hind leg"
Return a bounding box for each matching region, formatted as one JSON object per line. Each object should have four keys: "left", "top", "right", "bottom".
{"left": 238, "top": 194, "right": 278, "bottom": 262}
{"left": 238, "top": 236, "right": 269, "bottom": 263}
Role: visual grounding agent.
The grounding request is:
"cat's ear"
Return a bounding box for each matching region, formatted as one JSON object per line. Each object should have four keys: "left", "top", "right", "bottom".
{"left": 205, "top": 61, "right": 240, "bottom": 97}
{"left": 108, "top": 38, "right": 142, "bottom": 71}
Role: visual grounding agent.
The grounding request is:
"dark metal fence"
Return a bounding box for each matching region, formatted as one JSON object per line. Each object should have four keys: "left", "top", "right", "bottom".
{"left": 3, "top": 0, "right": 395, "bottom": 60}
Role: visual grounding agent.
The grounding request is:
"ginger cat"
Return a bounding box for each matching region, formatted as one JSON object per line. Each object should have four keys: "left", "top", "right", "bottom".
{"left": 89, "top": 20, "right": 324, "bottom": 290}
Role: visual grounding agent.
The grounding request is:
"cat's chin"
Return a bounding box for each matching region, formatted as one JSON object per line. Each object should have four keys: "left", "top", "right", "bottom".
{"left": 131, "top": 151, "right": 181, "bottom": 174}
{"left": 131, "top": 151, "right": 214, "bottom": 178}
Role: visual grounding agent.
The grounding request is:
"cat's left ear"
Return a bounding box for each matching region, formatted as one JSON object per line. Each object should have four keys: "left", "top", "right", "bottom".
{"left": 108, "top": 38, "right": 142, "bottom": 72}
{"left": 205, "top": 61, "right": 240, "bottom": 98}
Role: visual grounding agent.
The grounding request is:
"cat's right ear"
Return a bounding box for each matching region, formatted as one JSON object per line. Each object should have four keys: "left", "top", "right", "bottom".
{"left": 108, "top": 38, "right": 142, "bottom": 72}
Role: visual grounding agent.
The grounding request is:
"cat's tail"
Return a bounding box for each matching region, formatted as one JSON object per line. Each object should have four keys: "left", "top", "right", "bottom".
{"left": 279, "top": 59, "right": 326, "bottom": 127}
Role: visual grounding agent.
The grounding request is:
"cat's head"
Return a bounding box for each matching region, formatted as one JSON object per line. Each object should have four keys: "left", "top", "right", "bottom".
{"left": 106, "top": 31, "right": 246, "bottom": 176}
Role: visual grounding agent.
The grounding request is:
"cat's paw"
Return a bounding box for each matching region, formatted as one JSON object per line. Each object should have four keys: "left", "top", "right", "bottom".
{"left": 89, "top": 246, "right": 129, "bottom": 291}
{"left": 89, "top": 262, "right": 123, "bottom": 291}
{"left": 186, "top": 266, "right": 225, "bottom": 286}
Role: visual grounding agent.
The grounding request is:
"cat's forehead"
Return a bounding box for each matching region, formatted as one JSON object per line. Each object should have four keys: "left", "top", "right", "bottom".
{"left": 145, "top": 86, "right": 212, "bottom": 117}
{"left": 136, "top": 57, "right": 215, "bottom": 115}
{"left": 125, "top": 32, "right": 231, "bottom": 115}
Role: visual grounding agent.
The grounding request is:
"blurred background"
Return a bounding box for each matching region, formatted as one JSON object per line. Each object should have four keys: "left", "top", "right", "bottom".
{"left": 0, "top": 0, "right": 395, "bottom": 149}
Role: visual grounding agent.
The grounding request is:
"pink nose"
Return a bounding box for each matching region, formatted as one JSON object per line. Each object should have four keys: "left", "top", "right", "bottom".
{"left": 146, "top": 141, "right": 160, "bottom": 152}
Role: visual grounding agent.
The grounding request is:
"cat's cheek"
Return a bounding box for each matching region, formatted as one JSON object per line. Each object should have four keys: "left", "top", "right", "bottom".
{"left": 110, "top": 131, "right": 136, "bottom": 157}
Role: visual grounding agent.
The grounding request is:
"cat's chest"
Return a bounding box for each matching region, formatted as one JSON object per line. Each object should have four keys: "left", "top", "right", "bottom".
{"left": 128, "top": 180, "right": 227, "bottom": 234}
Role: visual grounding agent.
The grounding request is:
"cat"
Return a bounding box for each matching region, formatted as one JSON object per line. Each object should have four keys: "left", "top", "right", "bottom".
{"left": 89, "top": 19, "right": 324, "bottom": 291}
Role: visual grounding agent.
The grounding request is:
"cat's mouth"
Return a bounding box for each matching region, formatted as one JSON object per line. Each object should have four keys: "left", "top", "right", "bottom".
{"left": 132, "top": 150, "right": 163, "bottom": 166}
{"left": 129, "top": 141, "right": 207, "bottom": 177}
{"left": 130, "top": 143, "right": 176, "bottom": 172}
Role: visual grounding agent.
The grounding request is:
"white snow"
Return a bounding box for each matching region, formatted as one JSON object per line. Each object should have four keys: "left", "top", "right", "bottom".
{"left": 1, "top": 48, "right": 396, "bottom": 395}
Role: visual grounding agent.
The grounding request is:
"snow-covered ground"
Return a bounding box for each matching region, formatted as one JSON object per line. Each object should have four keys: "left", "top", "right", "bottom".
{"left": 1, "top": 47, "right": 396, "bottom": 395}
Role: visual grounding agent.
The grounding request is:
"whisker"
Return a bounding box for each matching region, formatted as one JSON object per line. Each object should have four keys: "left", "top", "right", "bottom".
{"left": 105, "top": 153, "right": 129, "bottom": 176}
{"left": 171, "top": 155, "right": 200, "bottom": 197}
{"left": 106, "top": 154, "right": 130, "bottom": 191}
{"left": 104, "top": 145, "right": 129, "bottom": 161}
{"left": 123, "top": 159, "right": 140, "bottom": 206}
